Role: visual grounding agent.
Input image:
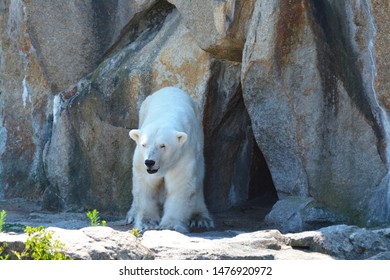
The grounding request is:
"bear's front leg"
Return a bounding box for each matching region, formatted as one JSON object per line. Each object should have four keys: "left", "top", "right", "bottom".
{"left": 159, "top": 199, "right": 192, "bottom": 233}
{"left": 127, "top": 174, "right": 162, "bottom": 231}
{"left": 159, "top": 182, "right": 196, "bottom": 233}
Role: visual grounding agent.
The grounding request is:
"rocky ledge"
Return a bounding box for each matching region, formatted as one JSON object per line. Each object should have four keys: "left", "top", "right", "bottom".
{"left": 1, "top": 198, "right": 389, "bottom": 260}
{"left": 2, "top": 224, "right": 390, "bottom": 260}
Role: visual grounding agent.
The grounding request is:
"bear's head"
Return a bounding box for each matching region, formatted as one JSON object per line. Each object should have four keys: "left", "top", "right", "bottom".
{"left": 129, "top": 126, "right": 188, "bottom": 175}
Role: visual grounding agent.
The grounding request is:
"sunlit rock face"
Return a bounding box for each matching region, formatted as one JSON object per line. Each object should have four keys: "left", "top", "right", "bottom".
{"left": 242, "top": 0, "right": 390, "bottom": 226}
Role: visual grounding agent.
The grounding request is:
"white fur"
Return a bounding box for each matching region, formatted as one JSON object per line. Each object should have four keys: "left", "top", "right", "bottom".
{"left": 126, "top": 87, "right": 214, "bottom": 233}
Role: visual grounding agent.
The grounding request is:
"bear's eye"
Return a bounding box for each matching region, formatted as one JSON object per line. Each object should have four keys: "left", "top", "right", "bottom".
{"left": 141, "top": 143, "right": 147, "bottom": 148}
{"left": 160, "top": 144, "right": 166, "bottom": 149}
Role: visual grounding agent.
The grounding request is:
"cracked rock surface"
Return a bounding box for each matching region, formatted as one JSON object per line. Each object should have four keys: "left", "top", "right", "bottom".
{"left": 1, "top": 200, "right": 389, "bottom": 260}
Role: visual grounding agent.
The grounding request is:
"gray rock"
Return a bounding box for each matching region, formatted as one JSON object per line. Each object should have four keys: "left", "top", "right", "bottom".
{"left": 141, "top": 229, "right": 332, "bottom": 260}
{"left": 27, "top": 0, "right": 159, "bottom": 91}
{"left": 0, "top": 232, "right": 27, "bottom": 258}
{"left": 368, "top": 251, "right": 390, "bottom": 260}
{"left": 264, "top": 196, "right": 347, "bottom": 233}
{"left": 363, "top": 0, "right": 390, "bottom": 113}
{"left": 4, "top": 224, "right": 390, "bottom": 260}
{"left": 286, "top": 224, "right": 390, "bottom": 259}
{"left": 168, "top": 0, "right": 254, "bottom": 61}
{"left": 0, "top": 226, "right": 154, "bottom": 260}
{"left": 50, "top": 227, "right": 154, "bottom": 260}
{"left": 241, "top": 0, "right": 390, "bottom": 226}
{"left": 2, "top": 206, "right": 390, "bottom": 260}
{"left": 0, "top": 0, "right": 52, "bottom": 201}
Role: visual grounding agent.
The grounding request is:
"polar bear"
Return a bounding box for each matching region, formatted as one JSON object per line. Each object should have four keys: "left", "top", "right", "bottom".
{"left": 126, "top": 87, "right": 214, "bottom": 233}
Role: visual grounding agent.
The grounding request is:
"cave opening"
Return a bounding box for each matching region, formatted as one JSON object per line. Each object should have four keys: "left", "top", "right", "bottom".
{"left": 207, "top": 132, "right": 279, "bottom": 232}
{"left": 202, "top": 81, "right": 278, "bottom": 231}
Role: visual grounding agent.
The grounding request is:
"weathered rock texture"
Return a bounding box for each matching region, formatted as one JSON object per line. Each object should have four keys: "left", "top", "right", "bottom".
{"left": 242, "top": 0, "right": 390, "bottom": 227}
{"left": 264, "top": 196, "right": 348, "bottom": 233}
{"left": 168, "top": 0, "right": 254, "bottom": 62}
{"left": 141, "top": 229, "right": 331, "bottom": 260}
{"left": 0, "top": 226, "right": 155, "bottom": 260}
{"left": 1, "top": 202, "right": 389, "bottom": 260}
{"left": 0, "top": 0, "right": 390, "bottom": 230}
{"left": 286, "top": 224, "right": 390, "bottom": 260}
{"left": 142, "top": 225, "right": 390, "bottom": 260}
{"left": 51, "top": 226, "right": 154, "bottom": 260}
{"left": 2, "top": 224, "right": 390, "bottom": 260}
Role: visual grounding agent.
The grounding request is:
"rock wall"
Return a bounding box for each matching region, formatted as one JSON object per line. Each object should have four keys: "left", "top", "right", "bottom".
{"left": 0, "top": 0, "right": 389, "bottom": 229}
{"left": 242, "top": 0, "right": 390, "bottom": 226}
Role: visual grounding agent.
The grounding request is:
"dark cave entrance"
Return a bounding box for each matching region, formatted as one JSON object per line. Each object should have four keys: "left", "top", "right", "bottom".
{"left": 202, "top": 82, "right": 278, "bottom": 231}
{"left": 248, "top": 138, "right": 278, "bottom": 208}
{"left": 208, "top": 133, "right": 279, "bottom": 232}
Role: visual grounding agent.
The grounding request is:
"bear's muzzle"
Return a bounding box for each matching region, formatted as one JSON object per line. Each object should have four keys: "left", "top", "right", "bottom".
{"left": 147, "top": 168, "right": 159, "bottom": 174}
{"left": 145, "top": 160, "right": 159, "bottom": 174}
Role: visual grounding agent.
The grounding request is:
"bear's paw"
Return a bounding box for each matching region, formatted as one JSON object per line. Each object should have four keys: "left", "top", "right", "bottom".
{"left": 189, "top": 214, "right": 215, "bottom": 229}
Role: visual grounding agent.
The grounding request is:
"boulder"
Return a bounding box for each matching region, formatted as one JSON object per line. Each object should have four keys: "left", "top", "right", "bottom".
{"left": 264, "top": 196, "right": 347, "bottom": 233}
{"left": 286, "top": 224, "right": 390, "bottom": 260}
{"left": 0, "top": 232, "right": 27, "bottom": 258}
{"left": 241, "top": 0, "right": 390, "bottom": 226}
{"left": 141, "top": 229, "right": 332, "bottom": 260}
{"left": 50, "top": 227, "right": 154, "bottom": 260}
{"left": 0, "top": 227, "right": 154, "bottom": 260}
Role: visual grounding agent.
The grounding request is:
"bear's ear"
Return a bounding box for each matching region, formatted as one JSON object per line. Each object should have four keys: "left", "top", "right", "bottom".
{"left": 176, "top": 132, "right": 188, "bottom": 145}
{"left": 129, "top": 129, "right": 140, "bottom": 142}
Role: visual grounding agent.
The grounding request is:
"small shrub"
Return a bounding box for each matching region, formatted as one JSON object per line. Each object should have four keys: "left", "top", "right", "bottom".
{"left": 0, "top": 242, "right": 9, "bottom": 260}
{"left": 0, "top": 210, "right": 6, "bottom": 232}
{"left": 131, "top": 228, "right": 142, "bottom": 238}
{"left": 86, "top": 209, "right": 106, "bottom": 227}
{"left": 13, "top": 226, "right": 73, "bottom": 260}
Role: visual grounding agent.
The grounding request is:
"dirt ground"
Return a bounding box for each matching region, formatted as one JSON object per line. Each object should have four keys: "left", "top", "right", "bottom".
{"left": 0, "top": 196, "right": 275, "bottom": 233}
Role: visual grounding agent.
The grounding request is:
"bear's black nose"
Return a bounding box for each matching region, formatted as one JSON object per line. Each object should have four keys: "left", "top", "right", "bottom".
{"left": 145, "top": 160, "right": 155, "bottom": 168}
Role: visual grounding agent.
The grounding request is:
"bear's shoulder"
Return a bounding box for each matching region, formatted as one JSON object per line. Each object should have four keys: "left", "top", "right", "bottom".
{"left": 140, "top": 87, "right": 197, "bottom": 126}
{"left": 147, "top": 87, "right": 192, "bottom": 104}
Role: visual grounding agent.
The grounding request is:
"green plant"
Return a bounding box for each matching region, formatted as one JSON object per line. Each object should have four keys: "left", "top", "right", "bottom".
{"left": 0, "top": 210, "right": 6, "bottom": 232}
{"left": 0, "top": 242, "right": 9, "bottom": 260}
{"left": 13, "top": 226, "right": 73, "bottom": 260}
{"left": 131, "top": 228, "right": 142, "bottom": 238}
{"left": 86, "top": 209, "right": 106, "bottom": 227}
